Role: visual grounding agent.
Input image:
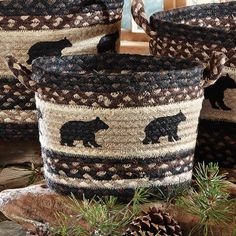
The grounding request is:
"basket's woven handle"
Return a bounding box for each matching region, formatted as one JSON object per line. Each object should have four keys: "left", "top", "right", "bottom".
{"left": 203, "top": 52, "right": 227, "bottom": 86}
{"left": 131, "top": 0, "right": 157, "bottom": 37}
{"left": 5, "top": 56, "right": 38, "bottom": 92}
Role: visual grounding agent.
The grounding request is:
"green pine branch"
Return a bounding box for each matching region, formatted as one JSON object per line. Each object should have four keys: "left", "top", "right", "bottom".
{"left": 176, "top": 162, "right": 235, "bottom": 236}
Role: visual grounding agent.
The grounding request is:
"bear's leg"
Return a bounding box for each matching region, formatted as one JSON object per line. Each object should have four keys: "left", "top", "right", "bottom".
{"left": 173, "top": 134, "right": 181, "bottom": 141}
{"left": 63, "top": 138, "right": 75, "bottom": 147}
{"left": 168, "top": 134, "right": 175, "bottom": 142}
{"left": 88, "top": 134, "right": 101, "bottom": 148}
{"left": 89, "top": 139, "right": 102, "bottom": 148}
{"left": 142, "top": 133, "right": 152, "bottom": 145}
{"left": 83, "top": 139, "right": 92, "bottom": 148}
{"left": 151, "top": 136, "right": 160, "bottom": 144}
{"left": 217, "top": 99, "right": 231, "bottom": 111}
{"left": 209, "top": 99, "right": 219, "bottom": 109}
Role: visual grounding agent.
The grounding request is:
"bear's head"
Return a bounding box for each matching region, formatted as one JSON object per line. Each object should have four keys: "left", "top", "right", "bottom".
{"left": 94, "top": 117, "right": 109, "bottom": 131}
{"left": 221, "top": 73, "right": 236, "bottom": 89}
{"left": 62, "top": 37, "right": 72, "bottom": 47}
{"left": 178, "top": 110, "right": 187, "bottom": 122}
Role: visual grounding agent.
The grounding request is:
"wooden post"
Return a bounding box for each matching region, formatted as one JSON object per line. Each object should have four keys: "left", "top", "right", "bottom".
{"left": 164, "top": 0, "right": 187, "bottom": 10}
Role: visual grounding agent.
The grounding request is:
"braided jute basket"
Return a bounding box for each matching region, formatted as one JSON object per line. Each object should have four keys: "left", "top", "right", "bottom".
{"left": 7, "top": 54, "right": 204, "bottom": 200}
{"left": 132, "top": 0, "right": 236, "bottom": 167}
{"left": 0, "top": 0, "right": 124, "bottom": 140}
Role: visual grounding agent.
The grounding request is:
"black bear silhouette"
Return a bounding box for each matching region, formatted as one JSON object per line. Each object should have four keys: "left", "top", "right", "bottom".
{"left": 204, "top": 73, "right": 236, "bottom": 110}
{"left": 97, "top": 31, "right": 119, "bottom": 54}
{"left": 143, "top": 111, "right": 186, "bottom": 145}
{"left": 27, "top": 37, "right": 72, "bottom": 64}
{"left": 60, "top": 117, "right": 109, "bottom": 148}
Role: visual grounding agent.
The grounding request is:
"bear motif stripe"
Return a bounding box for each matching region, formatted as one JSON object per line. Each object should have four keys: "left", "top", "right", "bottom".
{"left": 37, "top": 96, "right": 203, "bottom": 158}
{"left": 0, "top": 22, "right": 120, "bottom": 76}
{"left": 200, "top": 70, "right": 236, "bottom": 123}
{"left": 196, "top": 68, "right": 236, "bottom": 167}
{"left": 44, "top": 167, "right": 193, "bottom": 190}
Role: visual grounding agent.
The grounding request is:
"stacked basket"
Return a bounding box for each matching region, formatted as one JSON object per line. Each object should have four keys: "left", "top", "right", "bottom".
{"left": 132, "top": 0, "right": 236, "bottom": 167}
{"left": 0, "top": 0, "right": 124, "bottom": 140}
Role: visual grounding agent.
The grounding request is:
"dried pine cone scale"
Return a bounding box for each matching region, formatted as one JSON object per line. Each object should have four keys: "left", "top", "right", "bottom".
{"left": 123, "top": 207, "right": 182, "bottom": 236}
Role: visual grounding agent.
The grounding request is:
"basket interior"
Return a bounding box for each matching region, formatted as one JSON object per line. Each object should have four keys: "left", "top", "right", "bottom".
{"left": 0, "top": 0, "right": 123, "bottom": 16}
{"left": 32, "top": 54, "right": 201, "bottom": 77}
{"left": 151, "top": 2, "right": 236, "bottom": 31}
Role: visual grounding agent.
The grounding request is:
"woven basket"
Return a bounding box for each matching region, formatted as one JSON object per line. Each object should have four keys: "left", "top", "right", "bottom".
{"left": 132, "top": 0, "right": 236, "bottom": 167}
{"left": 0, "top": 0, "right": 124, "bottom": 140}
{"left": 7, "top": 54, "right": 204, "bottom": 199}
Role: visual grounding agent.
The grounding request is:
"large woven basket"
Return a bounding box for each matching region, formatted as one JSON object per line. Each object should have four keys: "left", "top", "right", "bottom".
{"left": 132, "top": 0, "right": 236, "bottom": 167}
{"left": 7, "top": 54, "right": 204, "bottom": 200}
{"left": 0, "top": 0, "right": 124, "bottom": 140}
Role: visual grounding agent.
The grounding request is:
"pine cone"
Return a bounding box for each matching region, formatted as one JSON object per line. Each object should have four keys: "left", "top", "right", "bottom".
{"left": 123, "top": 207, "right": 182, "bottom": 236}
{"left": 26, "top": 223, "right": 52, "bottom": 236}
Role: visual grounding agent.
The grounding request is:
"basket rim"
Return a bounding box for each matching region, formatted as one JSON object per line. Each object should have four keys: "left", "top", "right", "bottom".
{"left": 0, "top": 0, "right": 124, "bottom": 17}
{"left": 31, "top": 54, "right": 204, "bottom": 78}
{"left": 150, "top": 2, "right": 236, "bottom": 35}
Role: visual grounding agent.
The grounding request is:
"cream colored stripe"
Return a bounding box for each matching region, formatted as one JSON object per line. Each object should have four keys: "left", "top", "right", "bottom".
{"left": 37, "top": 97, "right": 203, "bottom": 158}
{"left": 0, "top": 21, "right": 121, "bottom": 76}
{"left": 0, "top": 109, "right": 37, "bottom": 123}
{"left": 44, "top": 168, "right": 192, "bottom": 189}
{"left": 200, "top": 68, "right": 236, "bottom": 123}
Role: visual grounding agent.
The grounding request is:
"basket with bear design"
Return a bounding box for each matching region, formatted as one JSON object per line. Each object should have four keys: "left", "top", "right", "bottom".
{"left": 131, "top": 0, "right": 236, "bottom": 167}
{"left": 7, "top": 54, "right": 204, "bottom": 200}
{"left": 0, "top": 0, "right": 124, "bottom": 140}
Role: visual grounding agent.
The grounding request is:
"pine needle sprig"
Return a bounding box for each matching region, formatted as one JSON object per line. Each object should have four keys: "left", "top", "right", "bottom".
{"left": 52, "top": 188, "right": 151, "bottom": 236}
{"left": 176, "top": 162, "right": 235, "bottom": 236}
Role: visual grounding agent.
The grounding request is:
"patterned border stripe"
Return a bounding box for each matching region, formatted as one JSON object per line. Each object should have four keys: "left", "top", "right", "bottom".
{"left": 45, "top": 178, "right": 191, "bottom": 201}
{"left": 43, "top": 149, "right": 194, "bottom": 181}
{"left": 36, "top": 85, "right": 203, "bottom": 108}
{"left": 150, "top": 37, "right": 235, "bottom": 66}
{"left": 42, "top": 147, "right": 195, "bottom": 163}
{"left": 0, "top": 1, "right": 124, "bottom": 16}
{"left": 44, "top": 168, "right": 193, "bottom": 190}
{"left": 0, "top": 110, "right": 37, "bottom": 123}
{"left": 0, "top": 76, "right": 35, "bottom": 110}
{"left": 0, "top": 9, "right": 123, "bottom": 31}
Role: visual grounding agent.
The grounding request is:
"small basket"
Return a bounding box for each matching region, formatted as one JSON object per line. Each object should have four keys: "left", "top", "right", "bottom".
{"left": 131, "top": 0, "right": 236, "bottom": 167}
{"left": 0, "top": 0, "right": 124, "bottom": 140}
{"left": 7, "top": 54, "right": 204, "bottom": 199}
